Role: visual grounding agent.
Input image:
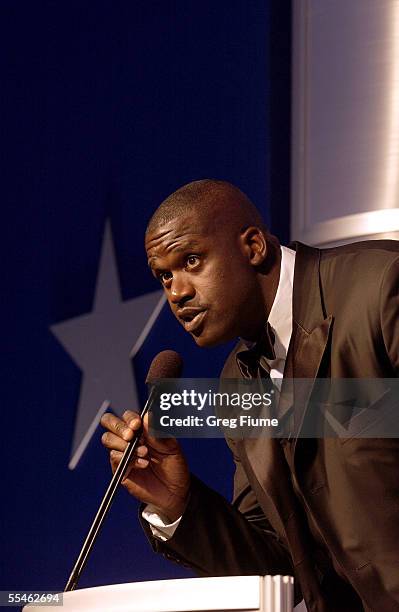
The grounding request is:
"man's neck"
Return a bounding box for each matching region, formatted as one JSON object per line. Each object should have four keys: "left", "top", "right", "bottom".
{"left": 240, "top": 244, "right": 282, "bottom": 344}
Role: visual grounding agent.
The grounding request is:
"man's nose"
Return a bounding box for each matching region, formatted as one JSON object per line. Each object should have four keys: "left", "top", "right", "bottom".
{"left": 169, "top": 273, "right": 195, "bottom": 305}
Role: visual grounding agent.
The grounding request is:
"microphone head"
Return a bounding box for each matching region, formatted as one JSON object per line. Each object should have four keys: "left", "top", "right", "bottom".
{"left": 145, "top": 350, "right": 183, "bottom": 383}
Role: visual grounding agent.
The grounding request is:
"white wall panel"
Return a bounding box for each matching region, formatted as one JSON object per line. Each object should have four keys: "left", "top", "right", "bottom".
{"left": 292, "top": 0, "right": 399, "bottom": 246}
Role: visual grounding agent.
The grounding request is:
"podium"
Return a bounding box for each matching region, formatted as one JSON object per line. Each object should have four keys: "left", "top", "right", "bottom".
{"left": 24, "top": 575, "right": 295, "bottom": 611}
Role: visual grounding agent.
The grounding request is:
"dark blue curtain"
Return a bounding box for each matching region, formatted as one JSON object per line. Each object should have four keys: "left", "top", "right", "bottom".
{"left": 1, "top": 0, "right": 291, "bottom": 597}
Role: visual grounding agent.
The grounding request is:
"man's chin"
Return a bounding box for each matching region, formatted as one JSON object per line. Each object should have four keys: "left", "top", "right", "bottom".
{"left": 190, "top": 327, "right": 233, "bottom": 348}
{"left": 192, "top": 335, "right": 220, "bottom": 348}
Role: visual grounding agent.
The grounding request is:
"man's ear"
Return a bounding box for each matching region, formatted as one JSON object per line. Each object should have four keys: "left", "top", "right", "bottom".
{"left": 239, "top": 226, "right": 268, "bottom": 266}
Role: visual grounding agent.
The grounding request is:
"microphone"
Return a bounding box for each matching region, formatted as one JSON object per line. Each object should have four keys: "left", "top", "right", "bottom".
{"left": 146, "top": 349, "right": 183, "bottom": 382}
{"left": 64, "top": 350, "right": 183, "bottom": 592}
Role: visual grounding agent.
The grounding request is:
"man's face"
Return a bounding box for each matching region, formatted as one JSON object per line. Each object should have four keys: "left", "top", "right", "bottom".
{"left": 145, "top": 213, "right": 263, "bottom": 347}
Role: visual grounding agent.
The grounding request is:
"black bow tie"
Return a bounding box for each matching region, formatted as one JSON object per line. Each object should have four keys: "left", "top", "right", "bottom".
{"left": 236, "top": 323, "right": 276, "bottom": 379}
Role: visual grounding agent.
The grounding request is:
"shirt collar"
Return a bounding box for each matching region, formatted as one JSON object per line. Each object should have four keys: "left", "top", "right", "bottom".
{"left": 268, "top": 245, "right": 295, "bottom": 358}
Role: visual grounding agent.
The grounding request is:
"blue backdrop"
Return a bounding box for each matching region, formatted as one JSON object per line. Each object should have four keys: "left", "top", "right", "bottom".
{"left": 1, "top": 0, "right": 291, "bottom": 599}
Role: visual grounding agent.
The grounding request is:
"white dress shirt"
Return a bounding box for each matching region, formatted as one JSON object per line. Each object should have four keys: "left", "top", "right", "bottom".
{"left": 142, "top": 245, "right": 296, "bottom": 540}
{"left": 263, "top": 245, "right": 295, "bottom": 384}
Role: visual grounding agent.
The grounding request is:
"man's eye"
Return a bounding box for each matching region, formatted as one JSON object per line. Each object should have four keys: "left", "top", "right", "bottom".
{"left": 186, "top": 255, "right": 200, "bottom": 267}
{"left": 159, "top": 271, "right": 172, "bottom": 283}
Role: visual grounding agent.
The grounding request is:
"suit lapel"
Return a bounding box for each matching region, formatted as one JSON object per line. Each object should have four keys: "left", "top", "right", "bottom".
{"left": 289, "top": 242, "right": 334, "bottom": 440}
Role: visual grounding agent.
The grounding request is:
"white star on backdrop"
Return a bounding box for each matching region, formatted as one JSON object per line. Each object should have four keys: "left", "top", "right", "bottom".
{"left": 51, "top": 221, "right": 165, "bottom": 469}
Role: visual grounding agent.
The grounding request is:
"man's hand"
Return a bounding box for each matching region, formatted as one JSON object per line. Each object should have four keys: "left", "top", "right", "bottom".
{"left": 100, "top": 410, "right": 190, "bottom": 522}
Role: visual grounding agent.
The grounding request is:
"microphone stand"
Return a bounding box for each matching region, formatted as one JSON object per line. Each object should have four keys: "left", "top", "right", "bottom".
{"left": 64, "top": 385, "right": 156, "bottom": 592}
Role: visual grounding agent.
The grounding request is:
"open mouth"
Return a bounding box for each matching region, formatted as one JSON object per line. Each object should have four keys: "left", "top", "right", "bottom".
{"left": 181, "top": 310, "right": 207, "bottom": 333}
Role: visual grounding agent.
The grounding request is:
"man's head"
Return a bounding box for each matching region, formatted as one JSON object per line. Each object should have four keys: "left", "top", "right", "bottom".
{"left": 145, "top": 179, "right": 280, "bottom": 347}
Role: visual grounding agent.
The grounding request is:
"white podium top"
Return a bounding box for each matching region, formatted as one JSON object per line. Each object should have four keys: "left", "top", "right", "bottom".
{"left": 24, "top": 575, "right": 295, "bottom": 612}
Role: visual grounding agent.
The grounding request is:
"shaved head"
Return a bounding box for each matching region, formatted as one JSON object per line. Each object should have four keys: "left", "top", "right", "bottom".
{"left": 146, "top": 179, "right": 273, "bottom": 241}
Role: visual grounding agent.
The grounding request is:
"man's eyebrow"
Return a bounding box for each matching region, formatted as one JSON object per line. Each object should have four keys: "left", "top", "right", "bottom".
{"left": 147, "top": 241, "right": 202, "bottom": 268}
{"left": 147, "top": 257, "right": 159, "bottom": 270}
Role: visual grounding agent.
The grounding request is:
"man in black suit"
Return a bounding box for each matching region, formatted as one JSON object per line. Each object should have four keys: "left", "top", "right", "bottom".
{"left": 101, "top": 180, "right": 399, "bottom": 611}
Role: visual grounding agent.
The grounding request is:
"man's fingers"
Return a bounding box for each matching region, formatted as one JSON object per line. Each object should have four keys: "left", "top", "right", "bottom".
{"left": 101, "top": 432, "right": 128, "bottom": 452}
{"left": 102, "top": 432, "right": 149, "bottom": 457}
{"left": 122, "top": 410, "right": 141, "bottom": 427}
{"left": 109, "top": 449, "right": 149, "bottom": 470}
{"left": 136, "top": 445, "right": 148, "bottom": 458}
{"left": 141, "top": 412, "right": 180, "bottom": 451}
{"left": 101, "top": 411, "right": 179, "bottom": 458}
{"left": 100, "top": 411, "right": 141, "bottom": 441}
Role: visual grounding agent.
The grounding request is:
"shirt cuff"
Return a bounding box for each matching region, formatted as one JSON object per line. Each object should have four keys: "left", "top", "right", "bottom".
{"left": 142, "top": 504, "right": 182, "bottom": 541}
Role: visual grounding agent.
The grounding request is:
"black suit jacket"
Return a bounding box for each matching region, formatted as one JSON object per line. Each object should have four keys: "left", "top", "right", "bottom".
{"left": 142, "top": 241, "right": 399, "bottom": 612}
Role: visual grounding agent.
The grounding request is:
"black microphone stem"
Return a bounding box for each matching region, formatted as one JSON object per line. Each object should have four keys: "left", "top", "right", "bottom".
{"left": 64, "top": 385, "right": 157, "bottom": 592}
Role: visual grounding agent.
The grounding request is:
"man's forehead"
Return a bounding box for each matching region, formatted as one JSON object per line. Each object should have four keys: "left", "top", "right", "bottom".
{"left": 145, "top": 213, "right": 216, "bottom": 249}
